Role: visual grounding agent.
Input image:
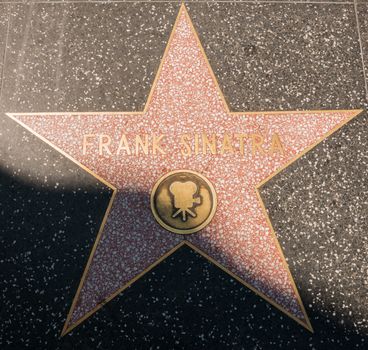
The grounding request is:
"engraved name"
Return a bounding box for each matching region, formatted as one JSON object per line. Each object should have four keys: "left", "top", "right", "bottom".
{"left": 82, "top": 133, "right": 284, "bottom": 157}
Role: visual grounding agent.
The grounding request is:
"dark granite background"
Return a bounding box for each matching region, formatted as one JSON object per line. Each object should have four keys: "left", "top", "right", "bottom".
{"left": 0, "top": 1, "right": 367, "bottom": 349}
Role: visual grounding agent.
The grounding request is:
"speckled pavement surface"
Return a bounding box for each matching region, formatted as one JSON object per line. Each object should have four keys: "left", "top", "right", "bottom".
{"left": 0, "top": 1, "right": 367, "bottom": 349}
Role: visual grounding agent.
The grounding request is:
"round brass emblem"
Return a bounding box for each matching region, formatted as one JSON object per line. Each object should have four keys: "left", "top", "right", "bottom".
{"left": 150, "top": 170, "right": 217, "bottom": 235}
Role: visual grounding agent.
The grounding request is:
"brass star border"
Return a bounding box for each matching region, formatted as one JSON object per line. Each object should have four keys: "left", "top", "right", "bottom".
{"left": 5, "top": 4, "right": 362, "bottom": 337}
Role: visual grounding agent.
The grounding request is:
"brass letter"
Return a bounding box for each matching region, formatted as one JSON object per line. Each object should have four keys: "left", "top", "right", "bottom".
{"left": 220, "top": 134, "right": 234, "bottom": 154}
{"left": 270, "top": 133, "right": 284, "bottom": 155}
{"left": 194, "top": 134, "right": 200, "bottom": 155}
{"left": 135, "top": 135, "right": 149, "bottom": 155}
{"left": 202, "top": 134, "right": 216, "bottom": 155}
{"left": 117, "top": 134, "right": 131, "bottom": 155}
{"left": 153, "top": 135, "right": 166, "bottom": 155}
{"left": 235, "top": 133, "right": 247, "bottom": 155}
{"left": 99, "top": 135, "right": 112, "bottom": 156}
{"left": 250, "top": 134, "right": 265, "bottom": 156}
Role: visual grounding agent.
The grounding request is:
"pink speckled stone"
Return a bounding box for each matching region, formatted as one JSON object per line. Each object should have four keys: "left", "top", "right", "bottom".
{"left": 13, "top": 7, "right": 358, "bottom": 333}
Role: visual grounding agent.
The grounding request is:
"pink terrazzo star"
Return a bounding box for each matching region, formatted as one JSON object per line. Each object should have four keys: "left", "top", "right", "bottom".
{"left": 8, "top": 5, "right": 361, "bottom": 335}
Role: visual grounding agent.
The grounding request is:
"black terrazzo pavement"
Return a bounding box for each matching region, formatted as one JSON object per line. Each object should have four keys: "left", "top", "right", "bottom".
{"left": 0, "top": 115, "right": 113, "bottom": 348}
{"left": 261, "top": 111, "right": 368, "bottom": 345}
{"left": 187, "top": 3, "right": 366, "bottom": 111}
{"left": 0, "top": 5, "right": 8, "bottom": 88}
{"left": 1, "top": 2, "right": 367, "bottom": 349}
{"left": 0, "top": 3, "right": 179, "bottom": 113}
{"left": 358, "top": 3, "right": 368, "bottom": 92}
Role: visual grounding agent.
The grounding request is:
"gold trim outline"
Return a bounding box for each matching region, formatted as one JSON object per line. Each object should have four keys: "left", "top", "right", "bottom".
{"left": 62, "top": 241, "right": 187, "bottom": 336}
{"left": 184, "top": 240, "right": 311, "bottom": 331}
{"left": 5, "top": 3, "right": 364, "bottom": 336}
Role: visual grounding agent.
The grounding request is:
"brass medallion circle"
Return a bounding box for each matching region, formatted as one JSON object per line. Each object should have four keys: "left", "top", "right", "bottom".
{"left": 150, "top": 170, "right": 217, "bottom": 235}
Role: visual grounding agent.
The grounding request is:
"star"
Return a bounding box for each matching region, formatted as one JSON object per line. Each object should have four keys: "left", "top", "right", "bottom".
{"left": 7, "top": 4, "right": 361, "bottom": 336}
